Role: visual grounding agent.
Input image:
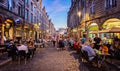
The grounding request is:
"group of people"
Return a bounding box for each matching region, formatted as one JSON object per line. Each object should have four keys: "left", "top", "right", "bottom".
{"left": 51, "top": 36, "right": 68, "bottom": 50}
{"left": 67, "top": 33, "right": 120, "bottom": 62}
{"left": 6, "top": 38, "right": 35, "bottom": 61}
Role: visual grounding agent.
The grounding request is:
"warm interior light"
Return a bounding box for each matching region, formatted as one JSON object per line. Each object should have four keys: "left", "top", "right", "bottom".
{"left": 77, "top": 11, "right": 81, "bottom": 17}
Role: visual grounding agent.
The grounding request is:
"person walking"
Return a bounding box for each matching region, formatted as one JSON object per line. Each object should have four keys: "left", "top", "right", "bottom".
{"left": 58, "top": 37, "right": 64, "bottom": 51}
{"left": 63, "top": 38, "right": 68, "bottom": 50}
{"left": 52, "top": 36, "right": 56, "bottom": 47}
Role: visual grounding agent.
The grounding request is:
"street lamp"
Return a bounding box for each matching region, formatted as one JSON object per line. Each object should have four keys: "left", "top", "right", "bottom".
{"left": 77, "top": 11, "right": 81, "bottom": 38}
{"left": 39, "top": 23, "right": 41, "bottom": 26}
{"left": 77, "top": 11, "right": 81, "bottom": 17}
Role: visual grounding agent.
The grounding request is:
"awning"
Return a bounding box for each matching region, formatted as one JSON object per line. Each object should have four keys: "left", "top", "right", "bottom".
{"left": 99, "top": 27, "right": 120, "bottom": 33}
{"left": 89, "top": 31, "right": 99, "bottom": 34}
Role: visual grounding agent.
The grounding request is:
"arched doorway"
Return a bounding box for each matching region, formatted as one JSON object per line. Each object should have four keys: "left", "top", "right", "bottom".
{"left": 88, "top": 23, "right": 99, "bottom": 38}
{"left": 4, "top": 18, "right": 14, "bottom": 40}
{"left": 102, "top": 18, "right": 120, "bottom": 43}
{"left": 102, "top": 18, "right": 120, "bottom": 29}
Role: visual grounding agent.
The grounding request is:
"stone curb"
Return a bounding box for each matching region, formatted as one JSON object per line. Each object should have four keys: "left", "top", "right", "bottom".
{"left": 106, "top": 60, "right": 120, "bottom": 69}
{"left": 0, "top": 58, "right": 12, "bottom": 67}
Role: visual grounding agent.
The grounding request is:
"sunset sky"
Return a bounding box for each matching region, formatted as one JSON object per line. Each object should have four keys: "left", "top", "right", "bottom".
{"left": 42, "top": 0, "right": 71, "bottom": 30}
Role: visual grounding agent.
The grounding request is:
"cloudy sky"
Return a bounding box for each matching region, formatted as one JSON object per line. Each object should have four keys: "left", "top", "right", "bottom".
{"left": 42, "top": 0, "right": 71, "bottom": 30}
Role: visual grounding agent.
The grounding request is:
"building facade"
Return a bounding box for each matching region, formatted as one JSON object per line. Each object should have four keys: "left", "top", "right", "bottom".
{"left": 0, "top": 0, "right": 55, "bottom": 43}
{"left": 41, "top": 6, "right": 55, "bottom": 39}
{"left": 57, "top": 28, "right": 67, "bottom": 38}
{"left": 49, "top": 19, "right": 55, "bottom": 37}
{"left": 24, "top": 0, "right": 43, "bottom": 40}
{"left": 68, "top": 0, "right": 120, "bottom": 41}
{"left": 67, "top": 0, "right": 82, "bottom": 39}
{"left": 0, "top": 0, "right": 25, "bottom": 44}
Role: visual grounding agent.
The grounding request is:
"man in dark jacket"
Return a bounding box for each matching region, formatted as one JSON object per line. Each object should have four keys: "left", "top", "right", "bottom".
{"left": 94, "top": 34, "right": 101, "bottom": 50}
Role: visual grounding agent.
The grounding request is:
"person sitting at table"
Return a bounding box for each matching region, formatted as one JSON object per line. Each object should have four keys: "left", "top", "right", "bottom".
{"left": 99, "top": 43, "right": 109, "bottom": 54}
{"left": 9, "top": 40, "right": 18, "bottom": 61}
{"left": 81, "top": 41, "right": 96, "bottom": 61}
{"left": 17, "top": 41, "right": 28, "bottom": 54}
{"left": 28, "top": 41, "right": 34, "bottom": 48}
{"left": 28, "top": 40, "right": 35, "bottom": 58}
{"left": 109, "top": 41, "right": 120, "bottom": 59}
{"left": 82, "top": 41, "right": 104, "bottom": 68}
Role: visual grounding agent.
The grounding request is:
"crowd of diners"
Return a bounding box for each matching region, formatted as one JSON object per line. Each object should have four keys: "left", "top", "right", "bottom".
{"left": 54, "top": 34, "right": 120, "bottom": 62}
{"left": 68, "top": 34, "right": 120, "bottom": 61}
{"left": 5, "top": 38, "right": 36, "bottom": 62}
{"left": 3, "top": 33, "right": 120, "bottom": 64}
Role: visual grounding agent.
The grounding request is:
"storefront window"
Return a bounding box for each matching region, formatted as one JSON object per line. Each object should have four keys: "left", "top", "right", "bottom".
{"left": 4, "top": 19, "right": 14, "bottom": 40}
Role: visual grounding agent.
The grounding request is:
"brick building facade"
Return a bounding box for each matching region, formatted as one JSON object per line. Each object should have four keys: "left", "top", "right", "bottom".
{"left": 0, "top": 0, "right": 55, "bottom": 43}
{"left": 67, "top": 0, "right": 120, "bottom": 39}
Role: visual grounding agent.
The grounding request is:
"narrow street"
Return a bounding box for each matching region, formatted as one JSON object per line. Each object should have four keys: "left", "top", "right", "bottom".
{"left": 1, "top": 0, "right": 120, "bottom": 71}
{"left": 0, "top": 43, "right": 80, "bottom": 71}
{"left": 1, "top": 42, "right": 120, "bottom": 71}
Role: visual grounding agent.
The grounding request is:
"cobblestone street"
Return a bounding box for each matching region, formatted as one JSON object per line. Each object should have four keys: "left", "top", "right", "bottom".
{"left": 0, "top": 42, "right": 120, "bottom": 71}
{"left": 0, "top": 43, "right": 80, "bottom": 71}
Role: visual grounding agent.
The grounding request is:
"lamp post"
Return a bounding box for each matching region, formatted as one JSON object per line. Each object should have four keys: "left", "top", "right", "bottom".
{"left": 77, "top": 11, "right": 81, "bottom": 38}
{"left": 38, "top": 23, "right": 41, "bottom": 38}
{"left": 77, "top": 11, "right": 81, "bottom": 18}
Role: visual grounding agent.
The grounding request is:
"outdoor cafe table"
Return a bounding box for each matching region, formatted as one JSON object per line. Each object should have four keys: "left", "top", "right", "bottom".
{"left": 94, "top": 49, "right": 111, "bottom": 68}
{"left": 94, "top": 49, "right": 111, "bottom": 61}
{"left": 34, "top": 43, "right": 43, "bottom": 48}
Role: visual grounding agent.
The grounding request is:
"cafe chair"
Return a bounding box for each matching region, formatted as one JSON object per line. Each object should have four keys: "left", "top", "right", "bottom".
{"left": 81, "top": 50, "right": 89, "bottom": 63}
{"left": 81, "top": 50, "right": 99, "bottom": 67}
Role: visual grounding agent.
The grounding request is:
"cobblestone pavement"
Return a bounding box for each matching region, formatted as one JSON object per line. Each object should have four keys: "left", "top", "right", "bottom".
{"left": 0, "top": 42, "right": 120, "bottom": 71}
{"left": 0, "top": 43, "right": 80, "bottom": 71}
